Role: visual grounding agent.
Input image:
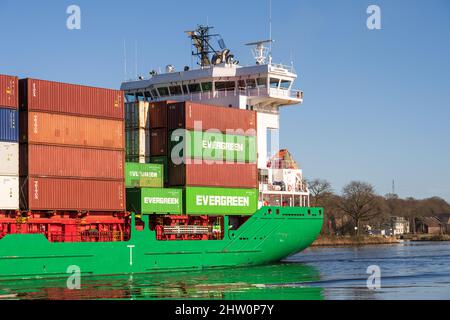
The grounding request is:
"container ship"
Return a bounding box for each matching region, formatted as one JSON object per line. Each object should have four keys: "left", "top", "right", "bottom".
{"left": 0, "top": 26, "right": 323, "bottom": 280}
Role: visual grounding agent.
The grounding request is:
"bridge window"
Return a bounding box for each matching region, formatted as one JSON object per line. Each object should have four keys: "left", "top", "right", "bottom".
{"left": 157, "top": 87, "right": 170, "bottom": 97}
{"left": 215, "top": 81, "right": 235, "bottom": 92}
{"left": 182, "top": 85, "right": 189, "bottom": 94}
{"left": 125, "top": 93, "right": 136, "bottom": 103}
{"left": 136, "top": 92, "right": 145, "bottom": 101}
{"left": 238, "top": 80, "right": 246, "bottom": 90}
{"left": 188, "top": 83, "right": 202, "bottom": 93}
{"left": 270, "top": 78, "right": 280, "bottom": 89}
{"left": 201, "top": 82, "right": 213, "bottom": 92}
{"left": 144, "top": 91, "right": 152, "bottom": 101}
{"left": 257, "top": 78, "right": 267, "bottom": 88}
{"left": 280, "top": 80, "right": 291, "bottom": 90}
{"left": 151, "top": 89, "right": 159, "bottom": 98}
{"left": 246, "top": 79, "right": 257, "bottom": 89}
{"left": 169, "top": 85, "right": 183, "bottom": 96}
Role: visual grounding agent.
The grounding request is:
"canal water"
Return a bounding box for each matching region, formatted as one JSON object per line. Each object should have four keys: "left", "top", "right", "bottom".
{"left": 0, "top": 242, "right": 449, "bottom": 300}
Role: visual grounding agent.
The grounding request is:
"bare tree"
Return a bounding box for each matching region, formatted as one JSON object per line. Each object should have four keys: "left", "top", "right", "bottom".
{"left": 306, "top": 179, "right": 333, "bottom": 207}
{"left": 306, "top": 179, "right": 336, "bottom": 235}
{"left": 339, "top": 181, "right": 381, "bottom": 236}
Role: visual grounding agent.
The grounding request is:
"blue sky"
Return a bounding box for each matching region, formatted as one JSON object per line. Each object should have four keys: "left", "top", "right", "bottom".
{"left": 1, "top": 0, "right": 449, "bottom": 200}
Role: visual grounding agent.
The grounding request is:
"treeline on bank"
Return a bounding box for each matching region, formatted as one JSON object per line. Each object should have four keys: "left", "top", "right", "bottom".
{"left": 306, "top": 179, "right": 450, "bottom": 236}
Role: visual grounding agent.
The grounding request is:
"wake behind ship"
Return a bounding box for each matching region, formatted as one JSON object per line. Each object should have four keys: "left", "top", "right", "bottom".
{"left": 0, "top": 26, "right": 323, "bottom": 280}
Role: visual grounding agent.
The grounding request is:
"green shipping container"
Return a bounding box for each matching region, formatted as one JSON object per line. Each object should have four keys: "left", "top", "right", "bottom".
{"left": 169, "top": 130, "right": 257, "bottom": 163}
{"left": 150, "top": 156, "right": 169, "bottom": 183}
{"left": 126, "top": 128, "right": 150, "bottom": 159}
{"left": 185, "top": 187, "right": 258, "bottom": 215}
{"left": 126, "top": 188, "right": 182, "bottom": 214}
{"left": 125, "top": 163, "right": 164, "bottom": 188}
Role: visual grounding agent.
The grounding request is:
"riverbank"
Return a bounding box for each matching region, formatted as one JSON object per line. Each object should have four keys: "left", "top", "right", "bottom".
{"left": 404, "top": 234, "right": 450, "bottom": 242}
{"left": 311, "top": 235, "right": 400, "bottom": 247}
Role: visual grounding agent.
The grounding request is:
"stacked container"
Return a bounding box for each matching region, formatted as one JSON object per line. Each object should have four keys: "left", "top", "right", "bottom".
{"left": 167, "top": 101, "right": 258, "bottom": 188}
{"left": 125, "top": 101, "right": 182, "bottom": 215}
{"left": 167, "top": 101, "right": 259, "bottom": 215}
{"left": 148, "top": 101, "right": 174, "bottom": 183}
{"left": 19, "top": 78, "right": 125, "bottom": 211}
{"left": 0, "top": 75, "right": 19, "bottom": 210}
{"left": 125, "top": 101, "right": 150, "bottom": 163}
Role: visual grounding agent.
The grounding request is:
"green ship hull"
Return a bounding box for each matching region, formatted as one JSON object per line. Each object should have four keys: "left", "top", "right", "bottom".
{"left": 0, "top": 207, "right": 323, "bottom": 280}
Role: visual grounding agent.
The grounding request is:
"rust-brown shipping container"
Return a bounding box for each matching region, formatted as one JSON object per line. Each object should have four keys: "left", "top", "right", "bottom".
{"left": 149, "top": 100, "right": 175, "bottom": 128}
{"left": 150, "top": 128, "right": 167, "bottom": 156}
{"left": 167, "top": 101, "right": 257, "bottom": 135}
{"left": 19, "top": 78, "right": 124, "bottom": 120}
{"left": 169, "top": 161, "right": 257, "bottom": 188}
{"left": 20, "top": 144, "right": 124, "bottom": 180}
{"left": 0, "top": 75, "right": 18, "bottom": 109}
{"left": 20, "top": 112, "right": 124, "bottom": 150}
{"left": 21, "top": 177, "right": 125, "bottom": 211}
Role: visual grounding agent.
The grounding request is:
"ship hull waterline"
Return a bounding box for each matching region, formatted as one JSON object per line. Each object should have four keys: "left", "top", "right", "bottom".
{"left": 0, "top": 207, "right": 323, "bottom": 280}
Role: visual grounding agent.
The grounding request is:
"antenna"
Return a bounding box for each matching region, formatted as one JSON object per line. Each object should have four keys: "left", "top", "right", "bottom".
{"left": 290, "top": 49, "right": 294, "bottom": 68}
{"left": 134, "top": 40, "right": 138, "bottom": 79}
{"left": 392, "top": 180, "right": 396, "bottom": 195}
{"left": 269, "top": 0, "right": 273, "bottom": 63}
{"left": 246, "top": 40, "right": 273, "bottom": 65}
{"left": 123, "top": 39, "right": 127, "bottom": 81}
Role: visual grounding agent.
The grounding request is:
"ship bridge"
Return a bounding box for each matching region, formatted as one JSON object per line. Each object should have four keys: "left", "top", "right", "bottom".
{"left": 120, "top": 62, "right": 303, "bottom": 113}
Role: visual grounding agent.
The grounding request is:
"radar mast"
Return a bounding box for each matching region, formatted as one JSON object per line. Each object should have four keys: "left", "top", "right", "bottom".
{"left": 186, "top": 25, "right": 238, "bottom": 68}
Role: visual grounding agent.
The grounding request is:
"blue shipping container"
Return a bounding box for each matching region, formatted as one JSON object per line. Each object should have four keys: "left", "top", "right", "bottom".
{"left": 0, "top": 108, "right": 19, "bottom": 142}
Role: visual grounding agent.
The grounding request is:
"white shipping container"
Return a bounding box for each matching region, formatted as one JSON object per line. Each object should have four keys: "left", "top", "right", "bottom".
{"left": 125, "top": 102, "right": 150, "bottom": 129}
{"left": 0, "top": 176, "right": 19, "bottom": 210}
{"left": 0, "top": 142, "right": 19, "bottom": 176}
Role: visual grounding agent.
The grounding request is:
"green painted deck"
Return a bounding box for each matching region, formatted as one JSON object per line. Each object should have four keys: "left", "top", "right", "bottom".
{"left": 0, "top": 206, "right": 323, "bottom": 280}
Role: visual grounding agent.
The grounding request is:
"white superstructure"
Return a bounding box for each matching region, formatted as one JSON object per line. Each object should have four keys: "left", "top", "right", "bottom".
{"left": 120, "top": 26, "right": 310, "bottom": 207}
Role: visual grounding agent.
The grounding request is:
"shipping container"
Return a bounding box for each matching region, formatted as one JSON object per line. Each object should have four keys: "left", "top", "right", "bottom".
{"left": 169, "top": 162, "right": 258, "bottom": 189}
{"left": 0, "top": 142, "right": 19, "bottom": 176}
{"left": 185, "top": 187, "right": 258, "bottom": 215}
{"left": 149, "top": 101, "right": 174, "bottom": 128}
{"left": 126, "top": 188, "right": 182, "bottom": 214}
{"left": 0, "top": 75, "right": 18, "bottom": 109}
{"left": 150, "top": 156, "right": 169, "bottom": 184}
{"left": 20, "top": 144, "right": 124, "bottom": 180}
{"left": 169, "top": 130, "right": 257, "bottom": 163}
{"left": 125, "top": 162, "right": 163, "bottom": 188}
{"left": 0, "top": 108, "right": 19, "bottom": 142}
{"left": 21, "top": 177, "right": 125, "bottom": 211}
{"left": 168, "top": 101, "right": 257, "bottom": 135}
{"left": 125, "top": 101, "right": 150, "bottom": 129}
{"left": 21, "top": 112, "right": 124, "bottom": 150}
{"left": 125, "top": 128, "right": 150, "bottom": 159}
{"left": 150, "top": 128, "right": 167, "bottom": 156}
{"left": 19, "top": 78, "right": 124, "bottom": 120}
{"left": 0, "top": 176, "right": 19, "bottom": 210}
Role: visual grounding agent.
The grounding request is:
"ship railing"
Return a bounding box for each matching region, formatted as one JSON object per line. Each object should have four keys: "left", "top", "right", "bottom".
{"left": 212, "top": 87, "right": 301, "bottom": 99}
{"left": 163, "top": 225, "right": 211, "bottom": 235}
{"left": 48, "top": 231, "right": 131, "bottom": 243}
{"left": 269, "top": 63, "right": 296, "bottom": 74}
{"left": 259, "top": 191, "right": 310, "bottom": 208}
{"left": 0, "top": 230, "right": 130, "bottom": 242}
{"left": 269, "top": 88, "right": 303, "bottom": 100}
{"left": 182, "top": 87, "right": 302, "bottom": 102}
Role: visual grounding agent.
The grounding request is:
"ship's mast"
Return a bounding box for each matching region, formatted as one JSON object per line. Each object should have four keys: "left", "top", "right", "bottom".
{"left": 186, "top": 25, "right": 238, "bottom": 68}
{"left": 186, "top": 25, "right": 219, "bottom": 68}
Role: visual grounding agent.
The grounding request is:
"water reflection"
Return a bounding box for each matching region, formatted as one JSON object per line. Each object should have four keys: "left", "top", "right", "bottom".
{"left": 0, "top": 263, "right": 324, "bottom": 300}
